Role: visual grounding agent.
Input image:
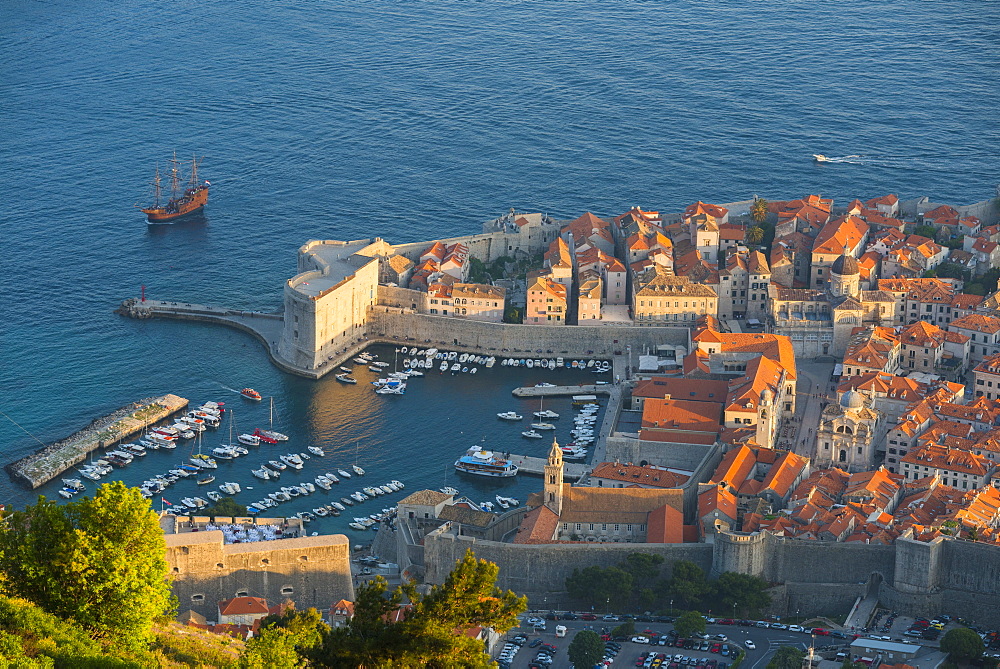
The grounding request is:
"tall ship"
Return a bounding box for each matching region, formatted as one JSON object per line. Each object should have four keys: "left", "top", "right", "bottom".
{"left": 140, "top": 153, "right": 209, "bottom": 223}
{"left": 453, "top": 447, "right": 518, "bottom": 478}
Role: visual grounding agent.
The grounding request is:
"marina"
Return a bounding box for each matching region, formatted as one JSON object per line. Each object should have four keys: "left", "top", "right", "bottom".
{"left": 9, "top": 343, "right": 611, "bottom": 537}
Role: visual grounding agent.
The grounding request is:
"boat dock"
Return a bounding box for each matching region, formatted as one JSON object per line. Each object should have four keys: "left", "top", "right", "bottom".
{"left": 7, "top": 394, "right": 189, "bottom": 489}
{"left": 512, "top": 384, "right": 614, "bottom": 397}
{"left": 508, "top": 454, "right": 588, "bottom": 479}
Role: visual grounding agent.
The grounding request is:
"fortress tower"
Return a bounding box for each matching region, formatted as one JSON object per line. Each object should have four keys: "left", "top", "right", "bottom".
{"left": 544, "top": 437, "right": 564, "bottom": 516}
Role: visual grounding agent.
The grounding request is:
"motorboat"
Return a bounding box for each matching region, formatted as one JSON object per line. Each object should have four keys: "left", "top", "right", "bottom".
{"left": 521, "top": 430, "right": 543, "bottom": 439}
{"left": 315, "top": 476, "right": 333, "bottom": 490}
{"left": 534, "top": 409, "right": 559, "bottom": 419}
{"left": 454, "top": 448, "right": 518, "bottom": 477}
{"left": 336, "top": 373, "right": 358, "bottom": 384}
{"left": 497, "top": 411, "right": 523, "bottom": 420}
{"left": 326, "top": 472, "right": 340, "bottom": 483}
{"left": 530, "top": 422, "right": 556, "bottom": 431}
{"left": 62, "top": 478, "right": 85, "bottom": 491}
{"left": 219, "top": 481, "right": 241, "bottom": 495}
{"left": 339, "top": 366, "right": 353, "bottom": 373}
{"left": 440, "top": 486, "right": 459, "bottom": 496}
{"left": 267, "top": 459, "right": 287, "bottom": 471}
{"left": 240, "top": 388, "right": 262, "bottom": 401}
{"left": 280, "top": 454, "right": 304, "bottom": 470}
{"left": 238, "top": 433, "right": 261, "bottom": 447}
{"left": 390, "top": 479, "right": 403, "bottom": 489}
{"left": 338, "top": 469, "right": 352, "bottom": 479}
{"left": 331, "top": 501, "right": 346, "bottom": 511}
{"left": 495, "top": 495, "right": 509, "bottom": 509}
{"left": 308, "top": 446, "right": 325, "bottom": 456}
{"left": 197, "top": 474, "right": 216, "bottom": 485}
{"left": 206, "top": 491, "right": 222, "bottom": 502}
{"left": 252, "top": 429, "right": 278, "bottom": 445}
{"left": 340, "top": 496, "right": 354, "bottom": 506}
{"left": 813, "top": 154, "right": 829, "bottom": 162}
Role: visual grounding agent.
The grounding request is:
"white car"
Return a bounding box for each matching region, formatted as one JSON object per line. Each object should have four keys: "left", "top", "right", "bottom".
{"left": 745, "top": 640, "right": 756, "bottom": 650}
{"left": 788, "top": 625, "right": 805, "bottom": 633}
{"left": 631, "top": 636, "right": 650, "bottom": 644}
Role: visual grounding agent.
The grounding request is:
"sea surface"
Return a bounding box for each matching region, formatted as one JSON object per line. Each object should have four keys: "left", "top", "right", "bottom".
{"left": 1, "top": 1, "right": 998, "bottom": 537}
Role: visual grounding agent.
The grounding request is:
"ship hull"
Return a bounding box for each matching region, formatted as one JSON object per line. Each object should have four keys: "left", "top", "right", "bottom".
{"left": 142, "top": 185, "right": 209, "bottom": 224}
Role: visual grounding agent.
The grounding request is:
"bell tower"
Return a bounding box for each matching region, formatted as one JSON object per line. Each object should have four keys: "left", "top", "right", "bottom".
{"left": 544, "top": 437, "right": 564, "bottom": 516}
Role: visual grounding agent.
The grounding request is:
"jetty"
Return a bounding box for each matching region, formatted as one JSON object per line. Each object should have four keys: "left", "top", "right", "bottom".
{"left": 512, "top": 384, "right": 613, "bottom": 398}
{"left": 507, "top": 454, "right": 588, "bottom": 480}
{"left": 7, "top": 394, "right": 188, "bottom": 489}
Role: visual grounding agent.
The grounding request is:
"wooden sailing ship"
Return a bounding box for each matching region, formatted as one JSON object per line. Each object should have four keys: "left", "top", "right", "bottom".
{"left": 140, "top": 152, "right": 209, "bottom": 223}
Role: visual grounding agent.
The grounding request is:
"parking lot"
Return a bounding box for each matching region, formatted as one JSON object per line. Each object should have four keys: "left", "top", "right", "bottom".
{"left": 495, "top": 613, "right": 964, "bottom": 669}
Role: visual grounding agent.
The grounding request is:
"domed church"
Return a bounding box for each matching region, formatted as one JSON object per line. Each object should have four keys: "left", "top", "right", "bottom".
{"left": 814, "top": 389, "right": 884, "bottom": 472}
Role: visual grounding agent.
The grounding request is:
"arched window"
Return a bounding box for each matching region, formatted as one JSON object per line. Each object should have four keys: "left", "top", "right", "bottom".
{"left": 836, "top": 425, "right": 854, "bottom": 435}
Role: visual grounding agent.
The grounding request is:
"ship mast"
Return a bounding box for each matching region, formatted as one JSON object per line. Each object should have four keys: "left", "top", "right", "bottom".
{"left": 151, "top": 166, "right": 162, "bottom": 207}
{"left": 189, "top": 154, "right": 200, "bottom": 189}
{"left": 169, "top": 151, "right": 180, "bottom": 200}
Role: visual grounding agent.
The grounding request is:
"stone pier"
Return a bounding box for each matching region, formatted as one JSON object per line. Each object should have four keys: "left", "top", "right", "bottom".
{"left": 7, "top": 394, "right": 189, "bottom": 489}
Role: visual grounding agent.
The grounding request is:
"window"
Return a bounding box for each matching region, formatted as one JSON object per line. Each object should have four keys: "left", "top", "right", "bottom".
{"left": 191, "top": 594, "right": 204, "bottom": 602}
{"left": 281, "top": 586, "right": 294, "bottom": 596}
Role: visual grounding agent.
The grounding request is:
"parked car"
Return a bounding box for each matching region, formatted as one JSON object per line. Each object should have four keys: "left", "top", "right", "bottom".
{"left": 604, "top": 614, "right": 621, "bottom": 621}
{"left": 633, "top": 636, "right": 651, "bottom": 644}
{"left": 582, "top": 613, "right": 598, "bottom": 621}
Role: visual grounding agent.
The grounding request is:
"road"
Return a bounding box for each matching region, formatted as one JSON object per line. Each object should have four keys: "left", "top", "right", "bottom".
{"left": 498, "top": 617, "right": 843, "bottom": 669}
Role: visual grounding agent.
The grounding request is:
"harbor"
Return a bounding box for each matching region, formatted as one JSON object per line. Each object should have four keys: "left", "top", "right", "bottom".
{"left": 511, "top": 384, "right": 613, "bottom": 397}
{"left": 7, "top": 394, "right": 189, "bottom": 489}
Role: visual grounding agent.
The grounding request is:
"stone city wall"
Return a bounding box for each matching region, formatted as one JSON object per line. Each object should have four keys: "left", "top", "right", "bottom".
{"left": 423, "top": 525, "right": 714, "bottom": 602}
{"left": 365, "top": 310, "right": 688, "bottom": 358}
{"left": 605, "top": 434, "right": 717, "bottom": 475}
{"left": 166, "top": 532, "right": 354, "bottom": 621}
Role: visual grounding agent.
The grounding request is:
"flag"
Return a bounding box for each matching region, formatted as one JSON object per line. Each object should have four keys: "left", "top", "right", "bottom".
{"left": 161, "top": 498, "right": 173, "bottom": 506}
{"left": 204, "top": 180, "right": 211, "bottom": 185}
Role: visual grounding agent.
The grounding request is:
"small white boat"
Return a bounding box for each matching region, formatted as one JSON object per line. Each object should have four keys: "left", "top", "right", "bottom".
{"left": 530, "top": 422, "right": 556, "bottom": 430}
{"left": 526, "top": 359, "right": 534, "bottom": 368}
{"left": 495, "top": 495, "right": 509, "bottom": 509}
{"left": 238, "top": 433, "right": 261, "bottom": 447}
{"left": 497, "top": 411, "right": 523, "bottom": 420}
{"left": 315, "top": 476, "right": 332, "bottom": 490}
{"left": 340, "top": 366, "right": 353, "bottom": 373}
{"left": 440, "top": 361, "right": 449, "bottom": 371}
{"left": 207, "top": 491, "right": 222, "bottom": 502}
{"left": 338, "top": 469, "right": 352, "bottom": 479}
{"left": 336, "top": 374, "right": 358, "bottom": 384}
{"left": 308, "top": 446, "right": 325, "bottom": 456}
{"left": 440, "top": 486, "right": 459, "bottom": 496}
{"left": 813, "top": 154, "right": 829, "bottom": 162}
{"left": 327, "top": 472, "right": 340, "bottom": 483}
{"left": 450, "top": 363, "right": 460, "bottom": 371}
{"left": 353, "top": 464, "right": 365, "bottom": 476}
{"left": 521, "top": 430, "right": 544, "bottom": 439}
{"left": 390, "top": 479, "right": 403, "bottom": 489}
{"left": 534, "top": 409, "right": 559, "bottom": 419}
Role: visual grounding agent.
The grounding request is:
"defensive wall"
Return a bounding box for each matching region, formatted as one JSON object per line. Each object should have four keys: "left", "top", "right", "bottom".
{"left": 421, "top": 526, "right": 1000, "bottom": 623}
{"left": 365, "top": 310, "right": 688, "bottom": 357}
{"left": 165, "top": 530, "right": 354, "bottom": 621}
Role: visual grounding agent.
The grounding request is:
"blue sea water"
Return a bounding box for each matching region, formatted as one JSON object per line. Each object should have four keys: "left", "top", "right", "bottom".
{"left": 1, "top": 0, "right": 998, "bottom": 534}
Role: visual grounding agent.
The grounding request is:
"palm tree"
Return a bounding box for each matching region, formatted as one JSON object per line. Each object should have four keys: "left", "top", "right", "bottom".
{"left": 747, "top": 226, "right": 765, "bottom": 245}
{"left": 750, "top": 198, "right": 768, "bottom": 224}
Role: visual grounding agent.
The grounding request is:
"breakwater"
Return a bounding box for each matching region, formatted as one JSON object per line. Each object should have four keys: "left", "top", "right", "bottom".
{"left": 511, "top": 384, "right": 613, "bottom": 397}
{"left": 7, "top": 394, "right": 188, "bottom": 489}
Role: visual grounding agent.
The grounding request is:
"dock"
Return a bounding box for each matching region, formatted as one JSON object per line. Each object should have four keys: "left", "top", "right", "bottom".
{"left": 508, "top": 454, "right": 588, "bottom": 480}
{"left": 512, "top": 384, "right": 614, "bottom": 397}
{"left": 7, "top": 394, "right": 189, "bottom": 489}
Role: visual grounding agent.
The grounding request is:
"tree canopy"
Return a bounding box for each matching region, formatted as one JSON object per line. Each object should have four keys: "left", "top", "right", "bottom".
{"left": 751, "top": 199, "right": 769, "bottom": 224}
{"left": 767, "top": 645, "right": 806, "bottom": 669}
{"left": 205, "top": 496, "right": 248, "bottom": 517}
{"left": 747, "top": 226, "right": 765, "bottom": 245}
{"left": 565, "top": 565, "right": 634, "bottom": 610}
{"left": 665, "top": 561, "right": 711, "bottom": 610}
{"left": 569, "top": 630, "right": 605, "bottom": 667}
{"left": 320, "top": 549, "right": 526, "bottom": 667}
{"left": 940, "top": 627, "right": 984, "bottom": 662}
{"left": 0, "top": 481, "right": 171, "bottom": 651}
{"left": 674, "top": 610, "right": 707, "bottom": 638}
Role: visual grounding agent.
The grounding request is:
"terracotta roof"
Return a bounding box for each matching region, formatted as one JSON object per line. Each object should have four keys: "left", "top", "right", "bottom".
{"left": 684, "top": 201, "right": 729, "bottom": 220}
{"left": 900, "top": 444, "right": 991, "bottom": 477}
{"left": 452, "top": 283, "right": 506, "bottom": 300}
{"left": 398, "top": 489, "right": 453, "bottom": 506}
{"left": 330, "top": 599, "right": 355, "bottom": 617}
{"left": 812, "top": 215, "right": 868, "bottom": 256}
{"left": 761, "top": 452, "right": 809, "bottom": 498}
{"left": 634, "top": 266, "right": 717, "bottom": 297}
{"left": 699, "top": 486, "right": 737, "bottom": 520}
{"left": 559, "top": 485, "right": 683, "bottom": 524}
{"left": 866, "top": 194, "right": 899, "bottom": 208}
{"left": 951, "top": 313, "right": 1000, "bottom": 334}
{"left": 218, "top": 597, "right": 269, "bottom": 616}
{"left": 591, "top": 462, "right": 689, "bottom": 489}
{"left": 641, "top": 398, "right": 723, "bottom": 433}
{"left": 646, "top": 503, "right": 685, "bottom": 543}
{"left": 513, "top": 504, "right": 560, "bottom": 544}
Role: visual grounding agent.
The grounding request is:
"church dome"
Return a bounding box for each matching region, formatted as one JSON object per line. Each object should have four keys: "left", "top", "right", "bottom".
{"left": 841, "top": 390, "right": 866, "bottom": 409}
{"left": 831, "top": 253, "right": 860, "bottom": 276}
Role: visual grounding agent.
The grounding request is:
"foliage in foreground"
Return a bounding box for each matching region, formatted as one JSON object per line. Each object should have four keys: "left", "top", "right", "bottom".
{"left": 0, "top": 482, "right": 172, "bottom": 652}
{"left": 767, "top": 645, "right": 806, "bottom": 669}
{"left": 568, "top": 629, "right": 605, "bottom": 667}
{"left": 940, "top": 627, "right": 985, "bottom": 662}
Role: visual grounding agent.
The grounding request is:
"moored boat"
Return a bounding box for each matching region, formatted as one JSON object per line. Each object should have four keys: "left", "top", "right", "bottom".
{"left": 454, "top": 448, "right": 518, "bottom": 478}
{"left": 139, "top": 153, "right": 210, "bottom": 223}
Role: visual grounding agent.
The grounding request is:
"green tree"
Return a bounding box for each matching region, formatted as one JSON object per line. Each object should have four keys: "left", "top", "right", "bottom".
{"left": 767, "top": 645, "right": 806, "bottom": 669}
{"left": 711, "top": 572, "right": 772, "bottom": 617}
{"left": 322, "top": 550, "right": 526, "bottom": 667}
{"left": 0, "top": 482, "right": 171, "bottom": 651}
{"left": 940, "top": 627, "right": 984, "bottom": 662}
{"left": 747, "top": 226, "right": 765, "bottom": 245}
{"left": 913, "top": 224, "right": 938, "bottom": 240}
{"left": 566, "top": 565, "right": 634, "bottom": 610}
{"left": 612, "top": 620, "right": 636, "bottom": 638}
{"left": 504, "top": 307, "right": 522, "bottom": 324}
{"left": 932, "top": 262, "right": 970, "bottom": 282}
{"left": 664, "top": 561, "right": 710, "bottom": 610}
{"left": 621, "top": 553, "right": 665, "bottom": 583}
{"left": 965, "top": 283, "right": 986, "bottom": 296}
{"left": 751, "top": 199, "right": 769, "bottom": 224}
{"left": 205, "top": 496, "right": 247, "bottom": 517}
{"left": 674, "top": 610, "right": 707, "bottom": 639}
{"left": 239, "top": 627, "right": 301, "bottom": 669}
{"left": 982, "top": 267, "right": 1000, "bottom": 294}
{"left": 255, "top": 605, "right": 327, "bottom": 663}
{"left": 568, "top": 630, "right": 605, "bottom": 668}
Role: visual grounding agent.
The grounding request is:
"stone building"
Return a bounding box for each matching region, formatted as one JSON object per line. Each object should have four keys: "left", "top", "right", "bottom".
{"left": 899, "top": 444, "right": 995, "bottom": 491}
{"left": 632, "top": 266, "right": 718, "bottom": 326}
{"left": 278, "top": 239, "right": 384, "bottom": 371}
{"left": 165, "top": 528, "right": 354, "bottom": 620}
{"left": 525, "top": 275, "right": 568, "bottom": 325}
{"left": 450, "top": 283, "right": 506, "bottom": 322}
{"left": 814, "top": 391, "right": 885, "bottom": 473}
{"left": 972, "top": 353, "right": 1000, "bottom": 400}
